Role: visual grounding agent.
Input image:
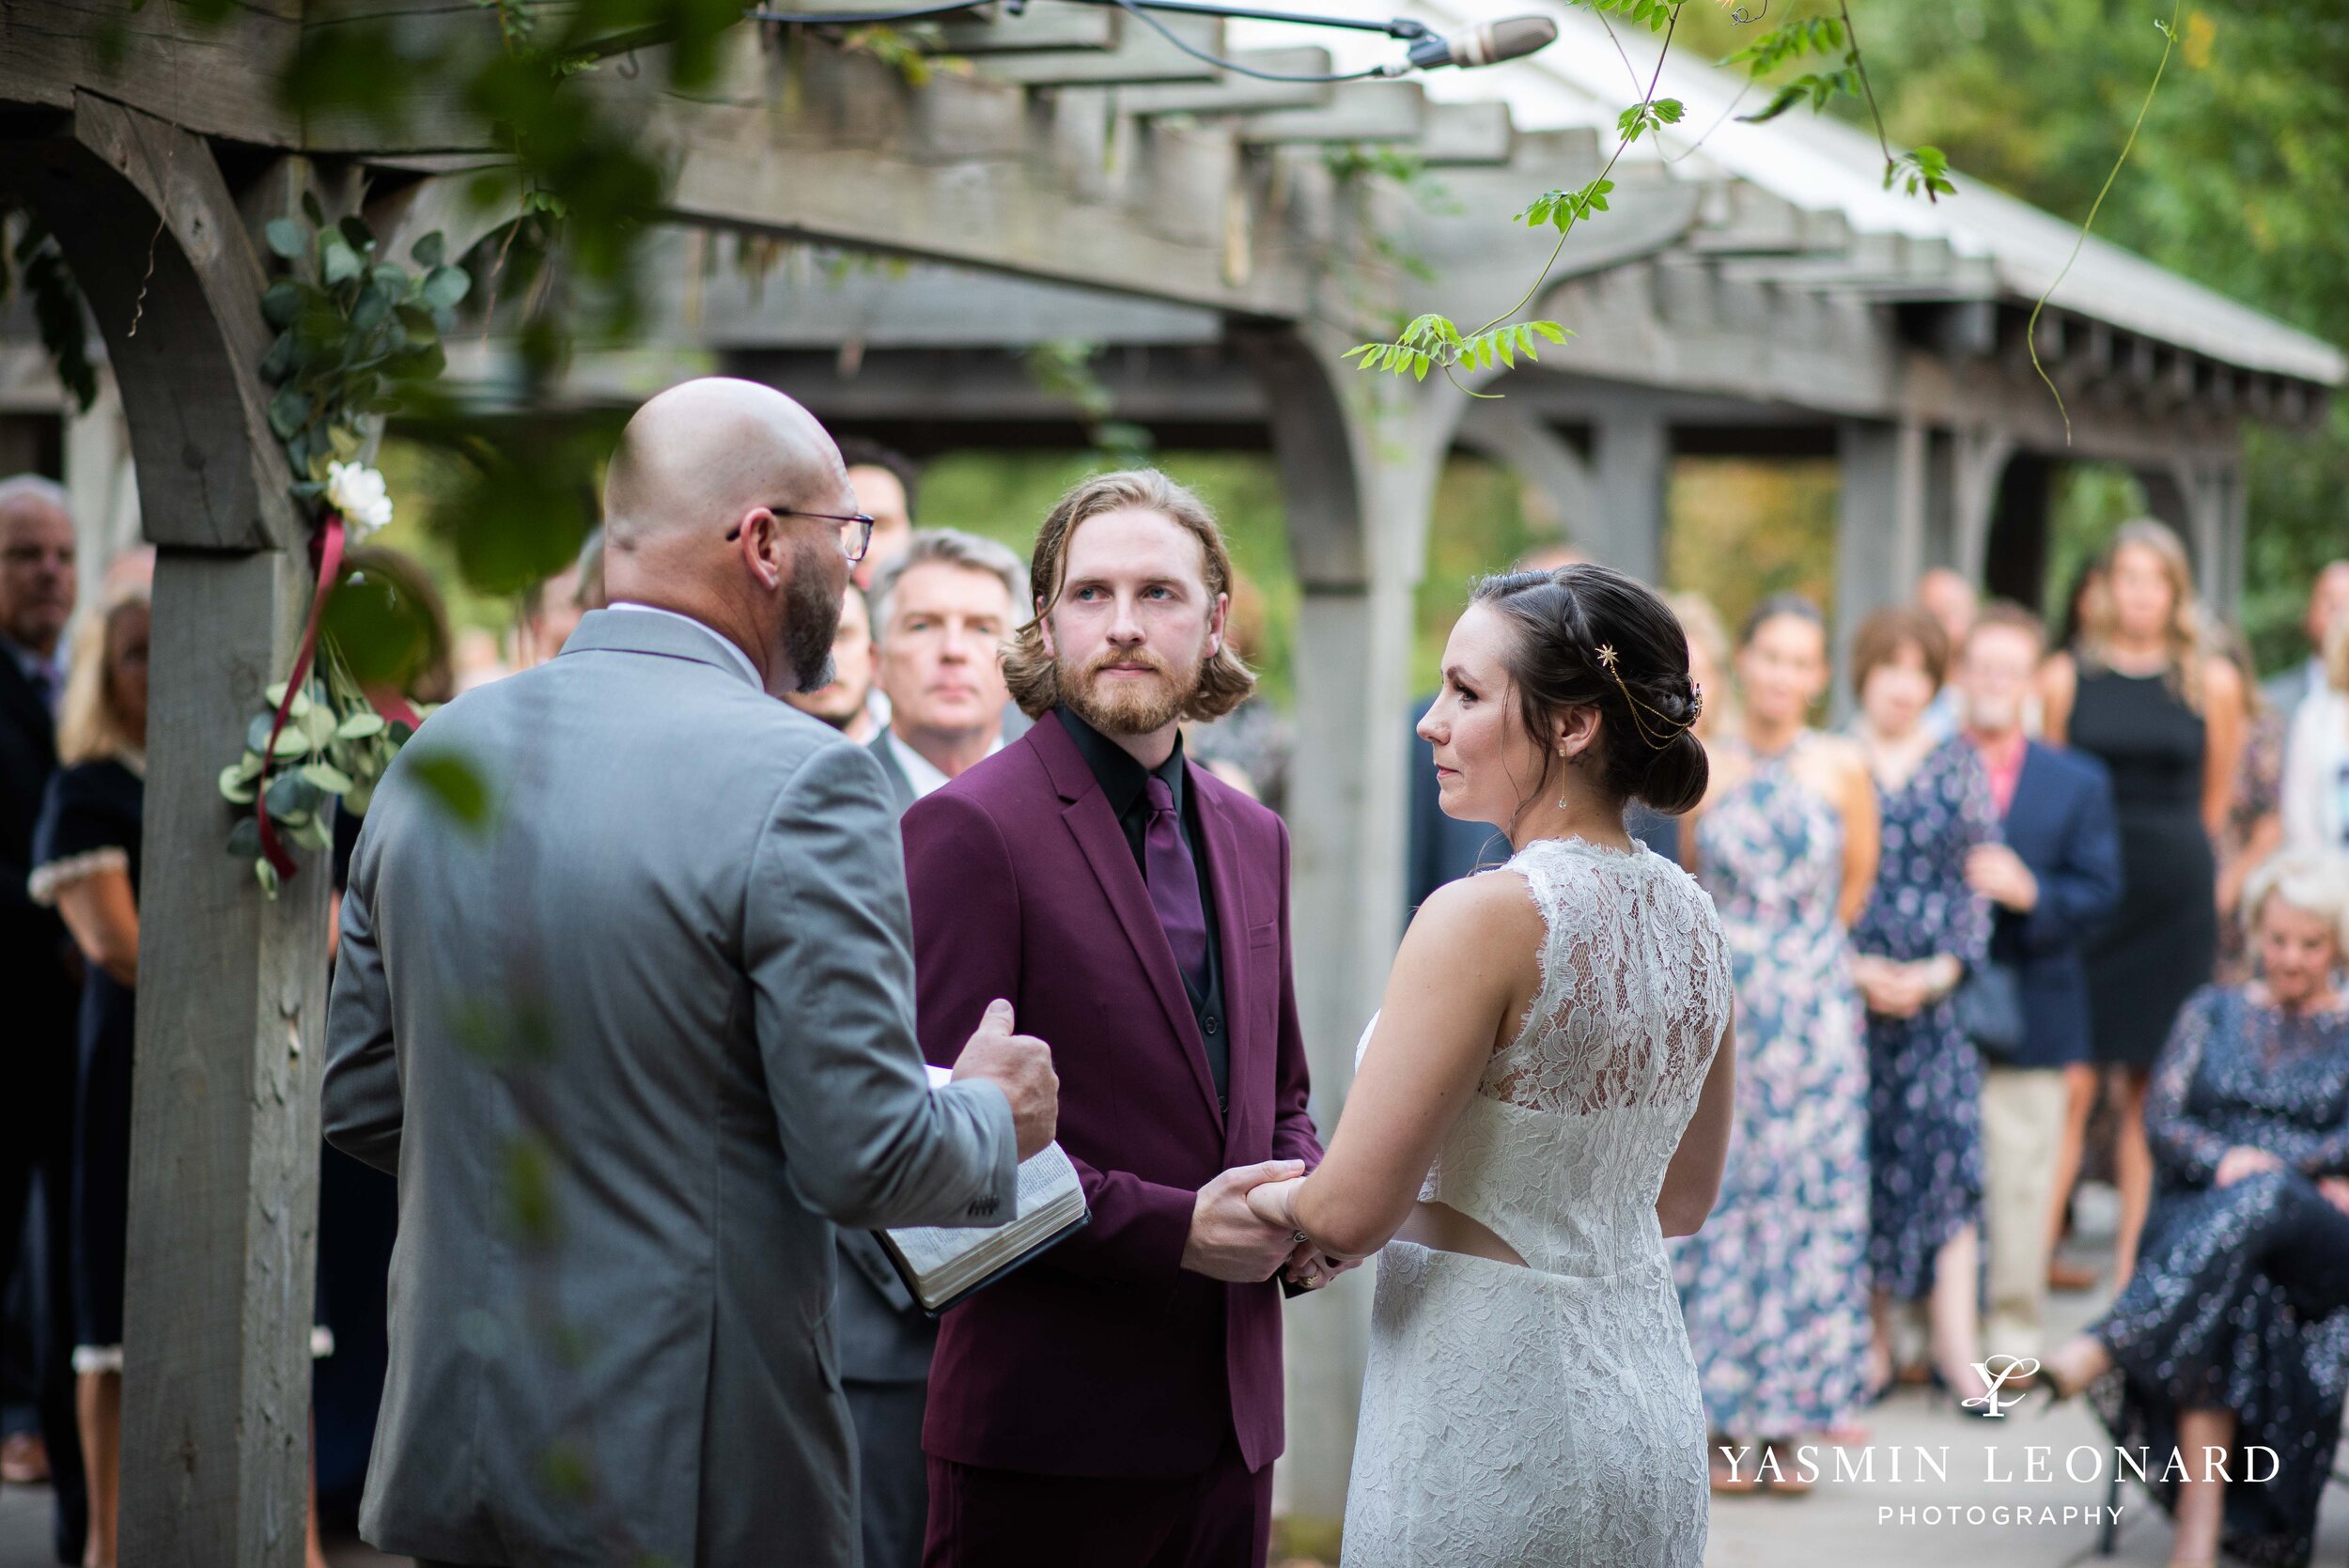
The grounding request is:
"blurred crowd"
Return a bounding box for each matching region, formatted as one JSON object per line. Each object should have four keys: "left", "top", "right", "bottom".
{"left": 3, "top": 438, "right": 2345, "bottom": 1568}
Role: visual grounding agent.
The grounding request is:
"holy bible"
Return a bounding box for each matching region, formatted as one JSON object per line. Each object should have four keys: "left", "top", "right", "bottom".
{"left": 877, "top": 1067, "right": 1090, "bottom": 1315}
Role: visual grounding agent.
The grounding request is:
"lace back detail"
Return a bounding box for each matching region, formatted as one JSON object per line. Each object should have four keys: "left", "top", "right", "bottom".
{"left": 1483, "top": 838, "right": 1733, "bottom": 1119}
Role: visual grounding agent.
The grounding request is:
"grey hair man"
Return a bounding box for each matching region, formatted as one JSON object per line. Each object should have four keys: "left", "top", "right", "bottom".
{"left": 865, "top": 529, "right": 1029, "bottom": 814}
{"left": 323, "top": 378, "right": 1059, "bottom": 1568}
{"left": 0, "top": 474, "right": 87, "bottom": 1563}
{"left": 2263, "top": 560, "right": 2349, "bottom": 722}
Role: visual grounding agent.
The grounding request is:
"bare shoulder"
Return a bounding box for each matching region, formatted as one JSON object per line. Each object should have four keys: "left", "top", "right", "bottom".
{"left": 2203, "top": 654, "right": 2246, "bottom": 708}
{"left": 1408, "top": 865, "right": 1546, "bottom": 957}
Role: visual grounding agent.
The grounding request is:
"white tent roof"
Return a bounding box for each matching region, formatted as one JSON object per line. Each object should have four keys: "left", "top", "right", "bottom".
{"left": 1235, "top": 0, "right": 2344, "bottom": 384}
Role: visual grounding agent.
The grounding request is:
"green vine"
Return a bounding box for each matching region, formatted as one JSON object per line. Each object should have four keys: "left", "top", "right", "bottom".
{"left": 219, "top": 203, "right": 470, "bottom": 894}
{"left": 1, "top": 207, "right": 99, "bottom": 412}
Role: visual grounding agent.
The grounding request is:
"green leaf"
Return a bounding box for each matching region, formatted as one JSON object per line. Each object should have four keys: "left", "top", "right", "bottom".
{"left": 320, "top": 236, "right": 363, "bottom": 286}
{"left": 1739, "top": 83, "right": 1808, "bottom": 124}
{"left": 261, "top": 280, "right": 303, "bottom": 329}
{"left": 410, "top": 749, "right": 490, "bottom": 828}
{"left": 300, "top": 189, "right": 325, "bottom": 227}
{"left": 1653, "top": 98, "right": 1685, "bottom": 125}
{"left": 264, "top": 771, "right": 319, "bottom": 819}
{"left": 272, "top": 722, "right": 312, "bottom": 758}
{"left": 337, "top": 709, "right": 388, "bottom": 740}
{"left": 218, "top": 762, "right": 258, "bottom": 804}
{"left": 265, "top": 218, "right": 305, "bottom": 259}
{"left": 267, "top": 385, "right": 312, "bottom": 441}
{"left": 350, "top": 285, "right": 392, "bottom": 334}
{"left": 256, "top": 858, "right": 280, "bottom": 899}
{"left": 226, "top": 815, "right": 261, "bottom": 861}
{"left": 302, "top": 759, "right": 355, "bottom": 795}
{"left": 422, "top": 266, "right": 472, "bottom": 311}
{"left": 411, "top": 231, "right": 446, "bottom": 270}
{"left": 337, "top": 214, "right": 377, "bottom": 255}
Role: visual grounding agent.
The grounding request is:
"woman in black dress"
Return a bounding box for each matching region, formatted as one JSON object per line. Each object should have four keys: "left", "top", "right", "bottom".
{"left": 2041, "top": 520, "right": 2245, "bottom": 1286}
{"left": 2042, "top": 851, "right": 2349, "bottom": 1568}
{"left": 28, "top": 580, "right": 148, "bottom": 1568}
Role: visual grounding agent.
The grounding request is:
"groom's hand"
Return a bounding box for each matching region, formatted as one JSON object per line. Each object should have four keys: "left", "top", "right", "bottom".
{"left": 950, "top": 999, "right": 1059, "bottom": 1159}
{"left": 1182, "top": 1160, "right": 1307, "bottom": 1282}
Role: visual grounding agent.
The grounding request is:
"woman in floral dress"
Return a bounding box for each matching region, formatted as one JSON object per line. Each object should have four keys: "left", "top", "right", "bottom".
{"left": 1678, "top": 595, "right": 1880, "bottom": 1494}
{"left": 1844, "top": 607, "right": 1999, "bottom": 1406}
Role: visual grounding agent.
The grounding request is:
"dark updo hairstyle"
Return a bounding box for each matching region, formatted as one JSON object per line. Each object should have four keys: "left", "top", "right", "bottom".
{"left": 1470, "top": 563, "right": 1710, "bottom": 817}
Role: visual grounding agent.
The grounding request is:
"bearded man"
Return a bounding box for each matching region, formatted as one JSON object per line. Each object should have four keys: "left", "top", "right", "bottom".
{"left": 900, "top": 470, "right": 1337, "bottom": 1568}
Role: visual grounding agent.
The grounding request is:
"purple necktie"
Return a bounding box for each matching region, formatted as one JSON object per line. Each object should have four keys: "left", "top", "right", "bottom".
{"left": 1143, "top": 775, "right": 1209, "bottom": 991}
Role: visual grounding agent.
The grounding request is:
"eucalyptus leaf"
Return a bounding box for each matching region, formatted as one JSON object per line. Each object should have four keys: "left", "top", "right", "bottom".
{"left": 302, "top": 760, "right": 355, "bottom": 794}
{"left": 227, "top": 815, "right": 261, "bottom": 860}
{"left": 321, "top": 236, "right": 363, "bottom": 286}
{"left": 264, "top": 771, "right": 319, "bottom": 817}
{"left": 422, "top": 266, "right": 471, "bottom": 311}
{"left": 337, "top": 710, "right": 387, "bottom": 740}
{"left": 411, "top": 231, "right": 445, "bottom": 270}
{"left": 267, "top": 386, "right": 311, "bottom": 441}
{"left": 351, "top": 286, "right": 392, "bottom": 333}
{"left": 246, "top": 710, "right": 279, "bottom": 754}
{"left": 301, "top": 190, "right": 324, "bottom": 227}
{"left": 302, "top": 705, "right": 340, "bottom": 748}
{"left": 337, "top": 214, "right": 377, "bottom": 255}
{"left": 293, "top": 815, "right": 334, "bottom": 851}
{"left": 272, "top": 723, "right": 312, "bottom": 758}
{"left": 218, "top": 763, "right": 258, "bottom": 804}
{"left": 259, "top": 334, "right": 296, "bottom": 383}
{"left": 265, "top": 218, "right": 305, "bottom": 259}
{"left": 261, "top": 281, "right": 303, "bottom": 329}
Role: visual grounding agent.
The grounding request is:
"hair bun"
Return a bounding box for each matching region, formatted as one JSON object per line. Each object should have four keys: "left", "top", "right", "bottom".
{"left": 1634, "top": 727, "right": 1709, "bottom": 816}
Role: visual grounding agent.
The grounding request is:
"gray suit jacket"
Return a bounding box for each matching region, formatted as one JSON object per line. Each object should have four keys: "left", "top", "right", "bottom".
{"left": 323, "top": 608, "right": 1018, "bottom": 1568}
{"left": 867, "top": 728, "right": 918, "bottom": 819}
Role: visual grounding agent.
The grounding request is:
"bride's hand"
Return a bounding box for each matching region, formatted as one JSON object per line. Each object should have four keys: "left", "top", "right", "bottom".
{"left": 1246, "top": 1175, "right": 1304, "bottom": 1232}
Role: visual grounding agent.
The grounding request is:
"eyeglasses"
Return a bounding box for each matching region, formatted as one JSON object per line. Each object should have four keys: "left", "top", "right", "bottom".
{"left": 726, "top": 508, "right": 877, "bottom": 565}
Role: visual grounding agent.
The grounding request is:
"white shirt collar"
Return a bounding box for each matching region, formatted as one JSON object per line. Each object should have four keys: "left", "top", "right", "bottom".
{"left": 887, "top": 729, "right": 1003, "bottom": 800}
{"left": 605, "top": 602, "right": 763, "bottom": 690}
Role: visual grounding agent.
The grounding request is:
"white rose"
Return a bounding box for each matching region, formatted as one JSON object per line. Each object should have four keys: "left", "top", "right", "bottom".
{"left": 325, "top": 461, "right": 394, "bottom": 539}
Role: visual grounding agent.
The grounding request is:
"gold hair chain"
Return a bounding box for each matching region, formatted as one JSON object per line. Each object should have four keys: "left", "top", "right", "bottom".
{"left": 1595, "top": 644, "right": 1703, "bottom": 746}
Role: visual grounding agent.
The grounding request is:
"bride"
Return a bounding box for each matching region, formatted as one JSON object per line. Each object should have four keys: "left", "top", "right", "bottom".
{"left": 1250, "top": 564, "right": 1736, "bottom": 1566}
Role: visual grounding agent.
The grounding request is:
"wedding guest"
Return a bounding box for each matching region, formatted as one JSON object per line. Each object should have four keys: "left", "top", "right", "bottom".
{"left": 1676, "top": 594, "right": 1878, "bottom": 1493}
{"left": 1844, "top": 608, "right": 1998, "bottom": 1406}
{"left": 1186, "top": 569, "right": 1291, "bottom": 815}
{"left": 2213, "top": 626, "right": 2285, "bottom": 985}
{"left": 28, "top": 577, "right": 147, "bottom": 1568}
{"left": 513, "top": 529, "right": 605, "bottom": 669}
{"left": 1913, "top": 567, "right": 1978, "bottom": 739}
{"left": 783, "top": 583, "right": 879, "bottom": 744}
{"left": 2042, "top": 850, "right": 2349, "bottom": 1568}
{"left": 864, "top": 530, "right": 1024, "bottom": 814}
{"left": 2041, "top": 520, "right": 2244, "bottom": 1285}
{"left": 833, "top": 536, "right": 1021, "bottom": 1568}
{"left": 842, "top": 437, "right": 919, "bottom": 594}
{"left": 2259, "top": 559, "right": 2349, "bottom": 724}
{"left": 2280, "top": 618, "right": 2348, "bottom": 856}
{"left": 0, "top": 474, "right": 86, "bottom": 1561}
{"left": 1668, "top": 591, "right": 1734, "bottom": 745}
{"left": 1956, "top": 605, "right": 2123, "bottom": 1366}
{"left": 903, "top": 469, "right": 1324, "bottom": 1568}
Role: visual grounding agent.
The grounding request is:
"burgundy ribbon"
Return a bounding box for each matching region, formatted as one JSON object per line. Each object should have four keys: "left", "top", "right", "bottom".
{"left": 254, "top": 512, "right": 348, "bottom": 880}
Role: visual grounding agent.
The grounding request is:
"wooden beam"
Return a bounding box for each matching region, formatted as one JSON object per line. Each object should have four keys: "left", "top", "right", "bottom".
{"left": 1240, "top": 80, "right": 1424, "bottom": 144}
{"left": 1115, "top": 49, "right": 1336, "bottom": 115}
{"left": 4, "top": 102, "right": 326, "bottom": 1568}
{"left": 1417, "top": 101, "right": 1512, "bottom": 166}
{"left": 969, "top": 11, "right": 1222, "bottom": 85}
{"left": 0, "top": 0, "right": 299, "bottom": 146}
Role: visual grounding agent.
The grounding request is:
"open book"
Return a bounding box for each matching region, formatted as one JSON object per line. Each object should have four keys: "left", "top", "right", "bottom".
{"left": 876, "top": 1066, "right": 1090, "bottom": 1316}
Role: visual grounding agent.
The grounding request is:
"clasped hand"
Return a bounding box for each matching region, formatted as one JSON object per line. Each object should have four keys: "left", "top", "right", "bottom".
{"left": 1181, "top": 1161, "right": 1356, "bottom": 1291}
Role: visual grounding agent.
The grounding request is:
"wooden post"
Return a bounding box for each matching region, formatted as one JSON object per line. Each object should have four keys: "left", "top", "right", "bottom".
{"left": 9, "top": 98, "right": 325, "bottom": 1566}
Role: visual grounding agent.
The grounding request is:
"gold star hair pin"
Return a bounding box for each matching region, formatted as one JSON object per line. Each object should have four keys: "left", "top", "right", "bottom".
{"left": 1593, "top": 642, "right": 1699, "bottom": 745}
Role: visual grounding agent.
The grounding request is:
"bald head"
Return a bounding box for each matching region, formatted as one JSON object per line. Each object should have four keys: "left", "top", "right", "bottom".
{"left": 599, "top": 380, "right": 854, "bottom": 699}
{"left": 603, "top": 378, "right": 844, "bottom": 551}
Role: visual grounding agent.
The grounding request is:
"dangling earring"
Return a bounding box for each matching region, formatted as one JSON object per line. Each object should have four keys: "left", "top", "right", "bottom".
{"left": 1557, "top": 746, "right": 1572, "bottom": 809}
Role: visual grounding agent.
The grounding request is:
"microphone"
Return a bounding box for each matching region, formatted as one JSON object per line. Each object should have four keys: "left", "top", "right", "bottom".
{"left": 1405, "top": 14, "right": 1557, "bottom": 70}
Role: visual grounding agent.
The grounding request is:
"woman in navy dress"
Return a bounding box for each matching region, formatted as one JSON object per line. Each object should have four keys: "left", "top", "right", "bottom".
{"left": 1844, "top": 609, "right": 1998, "bottom": 1406}
{"left": 2042, "top": 520, "right": 2245, "bottom": 1285}
{"left": 2044, "top": 851, "right": 2349, "bottom": 1568}
{"left": 28, "top": 580, "right": 148, "bottom": 1568}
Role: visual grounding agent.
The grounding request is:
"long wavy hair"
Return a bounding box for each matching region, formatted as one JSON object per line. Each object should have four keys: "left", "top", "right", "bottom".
{"left": 2078, "top": 518, "right": 2207, "bottom": 713}
{"left": 1002, "top": 468, "right": 1256, "bottom": 722}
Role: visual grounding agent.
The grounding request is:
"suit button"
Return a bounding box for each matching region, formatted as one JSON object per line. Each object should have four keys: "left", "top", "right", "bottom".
{"left": 1205, "top": 1015, "right": 1221, "bottom": 1036}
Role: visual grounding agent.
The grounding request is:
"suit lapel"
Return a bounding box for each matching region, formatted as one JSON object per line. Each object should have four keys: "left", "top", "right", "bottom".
{"left": 1034, "top": 717, "right": 1225, "bottom": 1128}
{"left": 0, "top": 653, "right": 54, "bottom": 756}
{"left": 1059, "top": 793, "right": 1225, "bottom": 1128}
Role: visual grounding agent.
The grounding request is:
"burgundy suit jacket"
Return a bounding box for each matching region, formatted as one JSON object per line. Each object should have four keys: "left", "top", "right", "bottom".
{"left": 901, "top": 710, "right": 1322, "bottom": 1478}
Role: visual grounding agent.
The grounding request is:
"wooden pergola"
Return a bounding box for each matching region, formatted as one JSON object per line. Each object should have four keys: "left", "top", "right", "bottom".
{"left": 3, "top": 0, "right": 2341, "bottom": 1554}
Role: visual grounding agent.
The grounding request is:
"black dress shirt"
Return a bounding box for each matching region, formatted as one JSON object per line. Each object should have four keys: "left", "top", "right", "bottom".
{"left": 1055, "top": 706, "right": 1230, "bottom": 1106}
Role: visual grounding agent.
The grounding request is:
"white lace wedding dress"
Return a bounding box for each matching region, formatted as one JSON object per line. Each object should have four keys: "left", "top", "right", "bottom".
{"left": 1343, "top": 836, "right": 1735, "bottom": 1567}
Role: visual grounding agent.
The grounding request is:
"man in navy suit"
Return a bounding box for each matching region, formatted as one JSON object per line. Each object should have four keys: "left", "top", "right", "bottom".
{"left": 1956, "top": 602, "right": 2123, "bottom": 1363}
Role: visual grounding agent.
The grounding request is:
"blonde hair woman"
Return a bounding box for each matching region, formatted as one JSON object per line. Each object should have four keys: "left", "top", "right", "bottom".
{"left": 28, "top": 580, "right": 148, "bottom": 1568}
{"left": 2039, "top": 520, "right": 2247, "bottom": 1290}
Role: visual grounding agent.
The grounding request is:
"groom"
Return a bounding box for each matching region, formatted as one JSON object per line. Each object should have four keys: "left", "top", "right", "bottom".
{"left": 902, "top": 470, "right": 1338, "bottom": 1567}
{"left": 323, "top": 379, "right": 1058, "bottom": 1568}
